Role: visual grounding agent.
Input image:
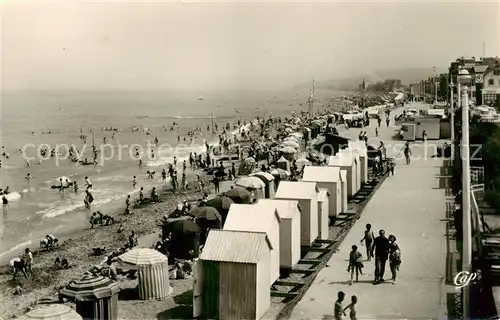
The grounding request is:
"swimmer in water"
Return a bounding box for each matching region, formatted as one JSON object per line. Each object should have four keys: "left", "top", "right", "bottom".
{"left": 132, "top": 176, "right": 137, "bottom": 188}
{"left": 25, "top": 173, "right": 31, "bottom": 181}
{"left": 85, "top": 176, "right": 92, "bottom": 190}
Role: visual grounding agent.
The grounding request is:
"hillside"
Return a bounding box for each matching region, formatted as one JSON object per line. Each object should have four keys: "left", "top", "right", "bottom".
{"left": 296, "top": 67, "right": 436, "bottom": 91}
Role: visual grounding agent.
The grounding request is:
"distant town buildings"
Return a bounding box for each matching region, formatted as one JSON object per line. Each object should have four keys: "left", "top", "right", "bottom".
{"left": 410, "top": 56, "right": 500, "bottom": 107}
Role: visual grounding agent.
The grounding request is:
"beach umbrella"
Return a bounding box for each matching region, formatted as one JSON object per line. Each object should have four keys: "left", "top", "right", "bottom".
{"left": 118, "top": 248, "right": 168, "bottom": 269}
{"left": 164, "top": 219, "right": 201, "bottom": 236}
{"left": 60, "top": 274, "right": 120, "bottom": 301}
{"left": 234, "top": 176, "right": 265, "bottom": 190}
{"left": 270, "top": 168, "right": 290, "bottom": 179}
{"left": 250, "top": 171, "right": 275, "bottom": 182}
{"left": 205, "top": 196, "right": 234, "bottom": 212}
{"left": 190, "top": 206, "right": 222, "bottom": 224}
{"left": 280, "top": 146, "right": 297, "bottom": 154}
{"left": 225, "top": 187, "right": 252, "bottom": 204}
{"left": 17, "top": 304, "right": 82, "bottom": 320}
{"left": 283, "top": 137, "right": 300, "bottom": 143}
{"left": 117, "top": 249, "right": 171, "bottom": 301}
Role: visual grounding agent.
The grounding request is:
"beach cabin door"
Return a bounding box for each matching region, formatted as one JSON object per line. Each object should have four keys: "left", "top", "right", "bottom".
{"left": 193, "top": 259, "right": 204, "bottom": 318}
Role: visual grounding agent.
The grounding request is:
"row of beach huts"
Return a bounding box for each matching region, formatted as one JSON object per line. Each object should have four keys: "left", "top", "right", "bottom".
{"left": 194, "top": 139, "right": 369, "bottom": 319}
{"left": 14, "top": 135, "right": 370, "bottom": 320}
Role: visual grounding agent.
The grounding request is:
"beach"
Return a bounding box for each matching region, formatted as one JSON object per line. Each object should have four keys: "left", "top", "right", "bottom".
{"left": 0, "top": 88, "right": 335, "bottom": 264}
{"left": 0, "top": 87, "right": 349, "bottom": 318}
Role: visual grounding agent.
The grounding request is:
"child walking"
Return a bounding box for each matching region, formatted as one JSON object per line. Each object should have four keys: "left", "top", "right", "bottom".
{"left": 343, "top": 295, "right": 358, "bottom": 320}
{"left": 334, "top": 291, "right": 345, "bottom": 320}
{"left": 347, "top": 245, "right": 363, "bottom": 285}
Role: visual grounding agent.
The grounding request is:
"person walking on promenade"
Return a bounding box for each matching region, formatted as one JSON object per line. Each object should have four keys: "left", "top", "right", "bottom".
{"left": 404, "top": 142, "right": 411, "bottom": 165}
{"left": 360, "top": 224, "right": 375, "bottom": 261}
{"left": 343, "top": 295, "right": 358, "bottom": 320}
{"left": 334, "top": 291, "right": 346, "bottom": 320}
{"left": 372, "top": 229, "right": 390, "bottom": 284}
{"left": 388, "top": 234, "right": 402, "bottom": 283}
{"left": 388, "top": 161, "right": 395, "bottom": 176}
{"left": 347, "top": 245, "right": 363, "bottom": 285}
{"left": 386, "top": 116, "right": 390, "bottom": 127}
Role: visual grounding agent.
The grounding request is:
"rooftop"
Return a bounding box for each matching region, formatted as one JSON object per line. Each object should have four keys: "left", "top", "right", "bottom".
{"left": 224, "top": 204, "right": 280, "bottom": 248}
{"left": 257, "top": 199, "right": 301, "bottom": 220}
{"left": 302, "top": 166, "right": 341, "bottom": 183}
{"left": 275, "top": 181, "right": 318, "bottom": 200}
{"left": 200, "top": 229, "right": 271, "bottom": 263}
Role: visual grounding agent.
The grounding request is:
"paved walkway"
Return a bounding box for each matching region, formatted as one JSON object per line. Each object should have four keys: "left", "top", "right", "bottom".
{"left": 290, "top": 103, "right": 448, "bottom": 319}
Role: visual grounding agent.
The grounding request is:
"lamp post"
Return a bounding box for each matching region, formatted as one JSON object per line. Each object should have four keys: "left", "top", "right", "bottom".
{"left": 458, "top": 67, "right": 472, "bottom": 320}
{"left": 450, "top": 81, "right": 455, "bottom": 159}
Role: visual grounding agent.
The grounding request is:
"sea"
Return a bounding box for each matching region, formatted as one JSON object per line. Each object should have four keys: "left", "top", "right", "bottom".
{"left": 0, "top": 88, "right": 336, "bottom": 263}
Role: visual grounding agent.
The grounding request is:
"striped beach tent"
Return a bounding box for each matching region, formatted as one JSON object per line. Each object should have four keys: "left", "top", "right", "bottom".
{"left": 17, "top": 304, "right": 82, "bottom": 320}
{"left": 60, "top": 274, "right": 120, "bottom": 320}
{"left": 118, "top": 248, "right": 172, "bottom": 300}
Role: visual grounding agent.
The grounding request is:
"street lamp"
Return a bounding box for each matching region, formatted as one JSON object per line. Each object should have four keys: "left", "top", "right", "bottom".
{"left": 458, "top": 67, "right": 472, "bottom": 320}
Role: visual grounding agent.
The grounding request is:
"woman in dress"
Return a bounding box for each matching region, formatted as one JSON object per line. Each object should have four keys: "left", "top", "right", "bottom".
{"left": 388, "top": 234, "right": 402, "bottom": 283}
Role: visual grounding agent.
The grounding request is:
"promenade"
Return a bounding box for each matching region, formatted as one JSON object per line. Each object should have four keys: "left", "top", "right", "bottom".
{"left": 290, "top": 103, "right": 449, "bottom": 319}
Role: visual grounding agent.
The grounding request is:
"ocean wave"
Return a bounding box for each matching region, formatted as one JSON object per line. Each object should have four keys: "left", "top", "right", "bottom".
{"left": 4, "top": 191, "right": 21, "bottom": 201}
{"left": 40, "top": 193, "right": 126, "bottom": 218}
{"left": 0, "top": 240, "right": 32, "bottom": 258}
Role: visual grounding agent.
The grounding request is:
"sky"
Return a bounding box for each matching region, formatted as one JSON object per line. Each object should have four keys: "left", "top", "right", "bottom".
{"left": 1, "top": 0, "right": 499, "bottom": 91}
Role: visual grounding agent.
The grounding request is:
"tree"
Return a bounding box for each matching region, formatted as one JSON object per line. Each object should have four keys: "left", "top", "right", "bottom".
{"left": 439, "top": 74, "right": 448, "bottom": 100}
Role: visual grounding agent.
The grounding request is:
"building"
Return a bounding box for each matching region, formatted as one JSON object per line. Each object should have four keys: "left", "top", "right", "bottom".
{"left": 302, "top": 166, "right": 342, "bottom": 218}
{"left": 257, "top": 199, "right": 301, "bottom": 269}
{"left": 197, "top": 229, "right": 272, "bottom": 320}
{"left": 482, "top": 65, "right": 500, "bottom": 106}
{"left": 317, "top": 189, "right": 330, "bottom": 240}
{"left": 275, "top": 181, "right": 319, "bottom": 246}
{"left": 224, "top": 204, "right": 281, "bottom": 286}
{"left": 328, "top": 154, "right": 358, "bottom": 198}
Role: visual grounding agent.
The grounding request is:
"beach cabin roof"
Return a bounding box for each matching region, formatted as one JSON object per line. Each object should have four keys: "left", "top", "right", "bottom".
{"left": 328, "top": 154, "right": 353, "bottom": 167}
{"left": 302, "top": 166, "right": 341, "bottom": 183}
{"left": 200, "top": 229, "right": 271, "bottom": 263}
{"left": 275, "top": 181, "right": 318, "bottom": 200}
{"left": 337, "top": 152, "right": 356, "bottom": 166}
{"left": 224, "top": 204, "right": 280, "bottom": 248}
{"left": 318, "top": 189, "right": 331, "bottom": 202}
{"left": 257, "top": 199, "right": 301, "bottom": 220}
{"left": 347, "top": 141, "right": 368, "bottom": 157}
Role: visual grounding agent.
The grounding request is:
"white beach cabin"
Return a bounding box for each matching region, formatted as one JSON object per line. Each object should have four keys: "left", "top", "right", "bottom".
{"left": 257, "top": 199, "right": 301, "bottom": 269}
{"left": 339, "top": 170, "right": 348, "bottom": 213}
{"left": 347, "top": 141, "right": 368, "bottom": 185}
{"left": 328, "top": 154, "right": 357, "bottom": 198}
{"left": 317, "top": 189, "right": 330, "bottom": 240}
{"left": 224, "top": 204, "right": 281, "bottom": 286}
{"left": 339, "top": 149, "right": 361, "bottom": 192}
{"left": 302, "top": 166, "right": 342, "bottom": 218}
{"left": 197, "top": 229, "right": 271, "bottom": 320}
{"left": 275, "top": 181, "right": 319, "bottom": 246}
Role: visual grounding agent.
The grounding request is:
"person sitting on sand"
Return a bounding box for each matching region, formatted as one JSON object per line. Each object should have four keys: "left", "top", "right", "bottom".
{"left": 128, "top": 231, "right": 137, "bottom": 248}
{"left": 106, "top": 257, "right": 118, "bottom": 281}
{"left": 90, "top": 212, "right": 100, "bottom": 228}
{"left": 150, "top": 187, "right": 159, "bottom": 202}
{"left": 46, "top": 234, "right": 58, "bottom": 248}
